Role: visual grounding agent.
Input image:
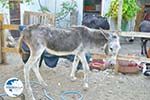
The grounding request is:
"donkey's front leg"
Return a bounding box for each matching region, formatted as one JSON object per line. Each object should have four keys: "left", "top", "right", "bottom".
{"left": 70, "top": 55, "right": 79, "bottom": 81}
{"left": 78, "top": 52, "right": 90, "bottom": 89}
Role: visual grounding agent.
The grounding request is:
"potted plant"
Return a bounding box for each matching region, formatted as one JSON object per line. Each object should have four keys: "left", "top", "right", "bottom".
{"left": 106, "top": 0, "right": 140, "bottom": 31}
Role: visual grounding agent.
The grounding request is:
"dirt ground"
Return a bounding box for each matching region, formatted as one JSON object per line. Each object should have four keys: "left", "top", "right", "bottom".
{"left": 0, "top": 38, "right": 150, "bottom": 100}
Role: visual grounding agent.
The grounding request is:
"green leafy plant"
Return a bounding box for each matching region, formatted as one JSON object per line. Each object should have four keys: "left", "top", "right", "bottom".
{"left": 38, "top": 0, "right": 51, "bottom": 13}
{"left": 0, "top": 0, "right": 77, "bottom": 27}
{"left": 56, "top": 0, "right": 77, "bottom": 21}
{"left": 106, "top": 0, "right": 140, "bottom": 21}
{"left": 37, "top": 0, "right": 77, "bottom": 21}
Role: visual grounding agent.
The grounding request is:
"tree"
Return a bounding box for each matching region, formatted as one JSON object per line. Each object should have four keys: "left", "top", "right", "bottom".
{"left": 106, "top": 0, "right": 140, "bottom": 21}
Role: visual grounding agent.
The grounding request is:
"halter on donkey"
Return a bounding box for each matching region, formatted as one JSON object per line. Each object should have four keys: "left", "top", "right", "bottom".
{"left": 18, "top": 25, "right": 120, "bottom": 100}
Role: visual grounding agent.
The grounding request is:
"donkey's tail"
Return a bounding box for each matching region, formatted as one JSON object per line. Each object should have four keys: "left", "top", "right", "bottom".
{"left": 17, "top": 34, "right": 24, "bottom": 56}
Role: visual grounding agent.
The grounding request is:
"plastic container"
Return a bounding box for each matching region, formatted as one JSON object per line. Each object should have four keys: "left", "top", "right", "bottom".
{"left": 89, "top": 59, "right": 106, "bottom": 70}
{"left": 84, "top": 6, "right": 94, "bottom": 11}
{"left": 118, "top": 60, "right": 139, "bottom": 74}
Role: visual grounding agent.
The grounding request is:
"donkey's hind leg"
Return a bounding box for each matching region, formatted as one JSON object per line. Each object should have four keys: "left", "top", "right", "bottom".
{"left": 144, "top": 40, "right": 148, "bottom": 57}
{"left": 24, "top": 55, "right": 39, "bottom": 100}
{"left": 24, "top": 48, "right": 45, "bottom": 100}
{"left": 32, "top": 58, "right": 48, "bottom": 88}
{"left": 31, "top": 49, "right": 48, "bottom": 88}
{"left": 78, "top": 52, "right": 90, "bottom": 89}
{"left": 141, "top": 39, "right": 145, "bottom": 55}
{"left": 70, "top": 55, "right": 80, "bottom": 81}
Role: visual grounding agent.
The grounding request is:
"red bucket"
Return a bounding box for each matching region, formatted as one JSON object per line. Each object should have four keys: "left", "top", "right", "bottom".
{"left": 89, "top": 59, "right": 106, "bottom": 70}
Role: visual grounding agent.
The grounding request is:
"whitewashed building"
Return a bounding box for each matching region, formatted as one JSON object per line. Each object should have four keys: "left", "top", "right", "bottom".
{"left": 0, "top": 0, "right": 111, "bottom": 25}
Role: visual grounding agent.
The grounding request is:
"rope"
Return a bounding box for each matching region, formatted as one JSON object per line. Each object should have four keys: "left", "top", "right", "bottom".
{"left": 0, "top": 82, "right": 7, "bottom": 100}
{"left": 0, "top": 93, "right": 7, "bottom": 97}
{"left": 61, "top": 91, "right": 83, "bottom": 100}
{"left": 43, "top": 89, "right": 54, "bottom": 100}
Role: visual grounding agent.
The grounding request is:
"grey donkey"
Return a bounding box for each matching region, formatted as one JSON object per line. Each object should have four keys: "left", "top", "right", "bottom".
{"left": 18, "top": 24, "right": 121, "bottom": 100}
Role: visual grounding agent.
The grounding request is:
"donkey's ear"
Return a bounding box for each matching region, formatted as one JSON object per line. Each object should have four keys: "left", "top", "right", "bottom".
{"left": 98, "top": 28, "right": 111, "bottom": 40}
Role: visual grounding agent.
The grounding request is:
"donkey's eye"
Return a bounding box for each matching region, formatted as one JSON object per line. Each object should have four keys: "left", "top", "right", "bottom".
{"left": 110, "top": 47, "right": 113, "bottom": 51}
{"left": 112, "top": 35, "right": 117, "bottom": 38}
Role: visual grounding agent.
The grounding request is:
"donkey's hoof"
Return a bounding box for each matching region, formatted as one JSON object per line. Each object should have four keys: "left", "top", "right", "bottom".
{"left": 32, "top": 97, "right": 36, "bottom": 100}
{"left": 44, "top": 83, "right": 48, "bottom": 87}
{"left": 83, "top": 83, "right": 89, "bottom": 91}
{"left": 70, "top": 76, "right": 77, "bottom": 82}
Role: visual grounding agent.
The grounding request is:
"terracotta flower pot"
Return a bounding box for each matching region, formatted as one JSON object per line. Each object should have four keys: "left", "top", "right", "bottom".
{"left": 118, "top": 60, "right": 139, "bottom": 74}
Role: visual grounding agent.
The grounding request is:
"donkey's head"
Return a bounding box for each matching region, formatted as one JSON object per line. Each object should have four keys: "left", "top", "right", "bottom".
{"left": 104, "top": 32, "right": 121, "bottom": 66}
{"left": 107, "top": 33, "right": 120, "bottom": 55}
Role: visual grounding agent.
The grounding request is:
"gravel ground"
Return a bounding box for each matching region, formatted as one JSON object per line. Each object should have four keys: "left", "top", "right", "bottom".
{"left": 0, "top": 38, "right": 150, "bottom": 100}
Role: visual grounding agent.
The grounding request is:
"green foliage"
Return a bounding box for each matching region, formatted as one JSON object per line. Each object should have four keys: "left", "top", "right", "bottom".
{"left": 40, "top": 6, "right": 51, "bottom": 13}
{"left": 38, "top": 0, "right": 77, "bottom": 21}
{"left": 0, "top": 0, "right": 77, "bottom": 22}
{"left": 38, "top": 0, "right": 51, "bottom": 13}
{"left": 56, "top": 0, "right": 77, "bottom": 21}
{"left": 106, "top": 0, "right": 140, "bottom": 21}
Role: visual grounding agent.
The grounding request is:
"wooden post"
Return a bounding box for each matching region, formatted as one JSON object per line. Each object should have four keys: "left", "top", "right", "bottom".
{"left": 23, "top": 11, "right": 55, "bottom": 25}
{"left": 23, "top": 11, "right": 30, "bottom": 25}
{"left": 0, "top": 14, "right": 3, "bottom": 63}
{"left": 0, "top": 14, "right": 6, "bottom": 63}
{"left": 134, "top": 5, "right": 145, "bottom": 31}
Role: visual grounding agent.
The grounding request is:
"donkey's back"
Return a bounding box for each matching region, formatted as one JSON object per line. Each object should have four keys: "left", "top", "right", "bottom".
{"left": 46, "top": 27, "right": 82, "bottom": 52}
{"left": 21, "top": 25, "right": 83, "bottom": 54}
{"left": 21, "top": 25, "right": 108, "bottom": 54}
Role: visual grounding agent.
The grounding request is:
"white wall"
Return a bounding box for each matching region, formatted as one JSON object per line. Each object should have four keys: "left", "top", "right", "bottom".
{"left": 76, "top": 0, "right": 83, "bottom": 25}
{"left": 101, "top": 0, "right": 111, "bottom": 16}
{"left": 0, "top": 4, "right": 10, "bottom": 24}
{"left": 0, "top": 0, "right": 83, "bottom": 25}
{"left": 45, "top": 0, "right": 84, "bottom": 25}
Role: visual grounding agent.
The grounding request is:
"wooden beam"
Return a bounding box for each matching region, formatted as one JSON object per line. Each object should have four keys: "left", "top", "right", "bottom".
{"left": 92, "top": 29, "right": 150, "bottom": 38}
{"left": 92, "top": 53, "right": 150, "bottom": 64}
{"left": 23, "top": 11, "right": 55, "bottom": 25}
{"left": 2, "top": 47, "right": 18, "bottom": 53}
{"left": 2, "top": 24, "right": 19, "bottom": 30}
{"left": 0, "top": 15, "right": 3, "bottom": 63}
{"left": 119, "top": 31, "right": 150, "bottom": 38}
{"left": 24, "top": 11, "right": 54, "bottom": 17}
{"left": 0, "top": 14, "right": 3, "bottom": 22}
{"left": 0, "top": 15, "right": 6, "bottom": 63}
